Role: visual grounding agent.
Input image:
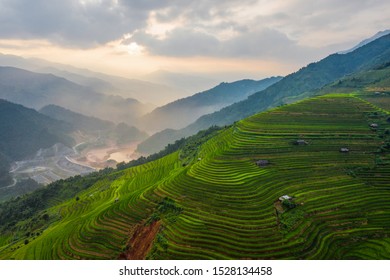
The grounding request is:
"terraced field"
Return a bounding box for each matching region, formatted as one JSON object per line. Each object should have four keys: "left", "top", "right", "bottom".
{"left": 1, "top": 93, "right": 390, "bottom": 259}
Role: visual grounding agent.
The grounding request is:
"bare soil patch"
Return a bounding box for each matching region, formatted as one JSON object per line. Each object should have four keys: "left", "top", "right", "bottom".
{"left": 119, "top": 221, "right": 161, "bottom": 260}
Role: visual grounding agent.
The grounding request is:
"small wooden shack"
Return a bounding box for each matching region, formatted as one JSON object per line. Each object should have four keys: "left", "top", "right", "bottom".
{"left": 295, "top": 140, "right": 308, "bottom": 145}
{"left": 256, "top": 160, "right": 269, "bottom": 167}
{"left": 370, "top": 123, "right": 379, "bottom": 129}
{"left": 279, "top": 195, "right": 292, "bottom": 202}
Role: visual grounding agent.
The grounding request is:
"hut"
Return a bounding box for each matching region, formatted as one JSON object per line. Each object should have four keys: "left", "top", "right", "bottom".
{"left": 279, "top": 195, "right": 292, "bottom": 202}
{"left": 339, "top": 147, "right": 350, "bottom": 153}
{"left": 295, "top": 140, "right": 308, "bottom": 145}
{"left": 256, "top": 160, "right": 269, "bottom": 167}
{"left": 370, "top": 123, "right": 379, "bottom": 129}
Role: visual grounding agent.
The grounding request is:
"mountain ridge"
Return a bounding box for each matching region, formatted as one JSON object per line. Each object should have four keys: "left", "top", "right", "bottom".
{"left": 0, "top": 53, "right": 186, "bottom": 106}
{"left": 138, "top": 77, "right": 282, "bottom": 133}
{"left": 0, "top": 66, "right": 151, "bottom": 124}
{"left": 339, "top": 29, "right": 390, "bottom": 54}
{"left": 137, "top": 33, "right": 390, "bottom": 154}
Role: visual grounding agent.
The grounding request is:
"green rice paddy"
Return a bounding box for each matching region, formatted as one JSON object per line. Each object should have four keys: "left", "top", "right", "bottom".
{"left": 1, "top": 93, "right": 390, "bottom": 259}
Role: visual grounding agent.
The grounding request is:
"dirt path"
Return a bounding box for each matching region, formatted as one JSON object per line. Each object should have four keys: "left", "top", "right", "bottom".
{"left": 119, "top": 221, "right": 161, "bottom": 260}
{"left": 1, "top": 178, "right": 17, "bottom": 189}
{"left": 65, "top": 156, "right": 97, "bottom": 170}
{"left": 72, "top": 142, "right": 87, "bottom": 154}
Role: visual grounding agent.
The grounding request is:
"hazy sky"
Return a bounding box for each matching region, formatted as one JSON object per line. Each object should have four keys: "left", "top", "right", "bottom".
{"left": 0, "top": 0, "right": 389, "bottom": 81}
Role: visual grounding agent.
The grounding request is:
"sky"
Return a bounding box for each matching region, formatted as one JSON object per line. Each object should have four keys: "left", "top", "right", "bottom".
{"left": 0, "top": 0, "right": 389, "bottom": 81}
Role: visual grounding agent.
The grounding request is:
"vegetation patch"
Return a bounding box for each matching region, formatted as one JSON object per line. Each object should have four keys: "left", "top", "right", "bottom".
{"left": 279, "top": 207, "right": 306, "bottom": 233}
{"left": 146, "top": 197, "right": 183, "bottom": 225}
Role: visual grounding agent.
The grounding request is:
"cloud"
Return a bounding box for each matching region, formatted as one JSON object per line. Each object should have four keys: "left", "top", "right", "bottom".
{"left": 130, "top": 27, "right": 318, "bottom": 63}
{"left": 120, "top": 0, "right": 390, "bottom": 61}
{"left": 130, "top": 28, "right": 219, "bottom": 57}
{"left": 0, "top": 0, "right": 389, "bottom": 60}
{"left": 0, "top": 0, "right": 255, "bottom": 48}
{"left": 0, "top": 0, "right": 151, "bottom": 47}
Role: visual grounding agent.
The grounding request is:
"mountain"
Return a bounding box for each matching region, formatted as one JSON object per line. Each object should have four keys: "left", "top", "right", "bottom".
{"left": 2, "top": 88, "right": 390, "bottom": 259}
{"left": 0, "top": 53, "right": 186, "bottom": 106}
{"left": 0, "top": 99, "right": 73, "bottom": 189}
{"left": 40, "top": 104, "right": 149, "bottom": 145}
{"left": 139, "top": 77, "right": 282, "bottom": 133}
{"left": 137, "top": 33, "right": 390, "bottom": 154}
{"left": 39, "top": 105, "right": 114, "bottom": 132}
{"left": 0, "top": 99, "right": 73, "bottom": 161}
{"left": 339, "top": 30, "right": 390, "bottom": 54}
{"left": 0, "top": 66, "right": 151, "bottom": 124}
{"left": 0, "top": 101, "right": 149, "bottom": 200}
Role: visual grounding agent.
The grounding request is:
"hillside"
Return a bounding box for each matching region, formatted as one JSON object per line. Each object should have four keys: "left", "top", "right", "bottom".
{"left": 0, "top": 101, "right": 149, "bottom": 201}
{"left": 0, "top": 100, "right": 73, "bottom": 161}
{"left": 139, "top": 77, "right": 282, "bottom": 133}
{"left": 40, "top": 104, "right": 148, "bottom": 145}
{"left": 1, "top": 91, "right": 390, "bottom": 259}
{"left": 0, "top": 66, "right": 151, "bottom": 124}
{"left": 339, "top": 29, "right": 390, "bottom": 54}
{"left": 138, "top": 33, "right": 390, "bottom": 154}
{"left": 40, "top": 105, "right": 114, "bottom": 132}
{"left": 0, "top": 99, "right": 74, "bottom": 193}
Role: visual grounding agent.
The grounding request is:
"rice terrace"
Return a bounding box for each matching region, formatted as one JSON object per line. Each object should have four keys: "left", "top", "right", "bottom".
{"left": 1, "top": 11, "right": 390, "bottom": 263}
{"left": 1, "top": 92, "right": 390, "bottom": 260}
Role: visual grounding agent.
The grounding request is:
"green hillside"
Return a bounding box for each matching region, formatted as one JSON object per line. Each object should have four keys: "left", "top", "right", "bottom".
{"left": 0, "top": 99, "right": 74, "bottom": 163}
{"left": 1, "top": 91, "right": 390, "bottom": 259}
{"left": 0, "top": 99, "right": 75, "bottom": 199}
{"left": 138, "top": 34, "right": 390, "bottom": 154}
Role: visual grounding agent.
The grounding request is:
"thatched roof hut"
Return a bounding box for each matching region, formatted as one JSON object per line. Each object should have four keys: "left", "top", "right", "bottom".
{"left": 279, "top": 195, "right": 292, "bottom": 201}
{"left": 370, "top": 123, "right": 379, "bottom": 128}
{"left": 256, "top": 160, "right": 269, "bottom": 167}
{"left": 295, "top": 140, "right": 308, "bottom": 145}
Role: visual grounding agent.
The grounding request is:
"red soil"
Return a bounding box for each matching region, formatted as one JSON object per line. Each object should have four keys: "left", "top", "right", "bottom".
{"left": 119, "top": 221, "right": 161, "bottom": 260}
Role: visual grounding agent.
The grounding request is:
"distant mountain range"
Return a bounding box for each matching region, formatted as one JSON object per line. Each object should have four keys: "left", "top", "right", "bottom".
{"left": 0, "top": 53, "right": 187, "bottom": 106}
{"left": 138, "top": 77, "right": 282, "bottom": 133}
{"left": 0, "top": 66, "right": 152, "bottom": 124}
{"left": 339, "top": 29, "right": 390, "bottom": 54}
{"left": 138, "top": 33, "right": 390, "bottom": 154}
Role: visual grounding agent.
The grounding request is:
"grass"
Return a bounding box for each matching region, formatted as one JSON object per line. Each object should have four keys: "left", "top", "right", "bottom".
{"left": 1, "top": 93, "right": 390, "bottom": 259}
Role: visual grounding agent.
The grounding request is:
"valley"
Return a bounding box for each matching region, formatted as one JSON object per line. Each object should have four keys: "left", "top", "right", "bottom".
{"left": 10, "top": 143, "right": 95, "bottom": 185}
{"left": 71, "top": 141, "right": 142, "bottom": 169}
{"left": 10, "top": 139, "right": 144, "bottom": 186}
